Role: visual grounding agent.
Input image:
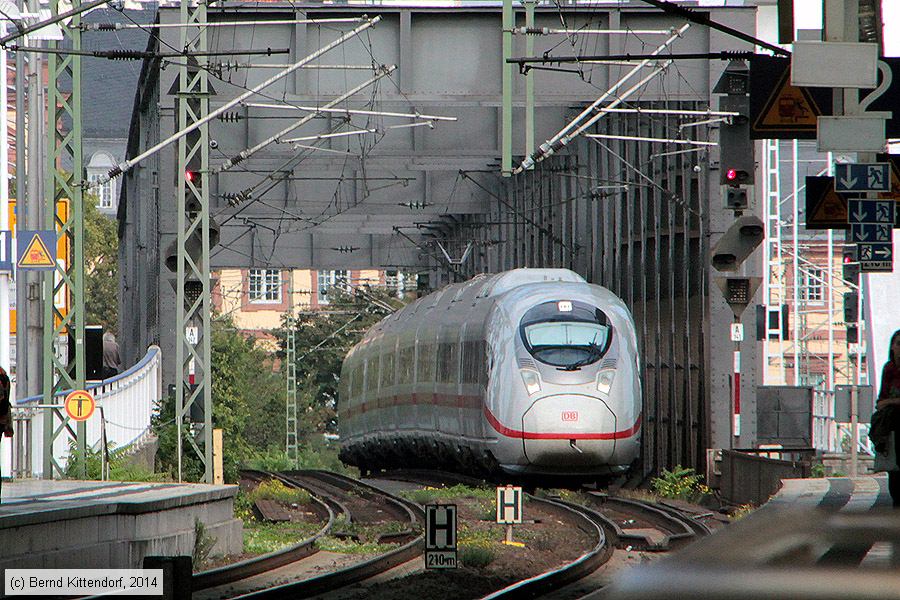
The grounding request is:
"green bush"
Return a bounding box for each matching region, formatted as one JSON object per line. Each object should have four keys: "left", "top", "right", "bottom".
{"left": 193, "top": 519, "right": 216, "bottom": 569}
{"left": 459, "top": 542, "right": 497, "bottom": 568}
{"left": 650, "top": 465, "right": 710, "bottom": 502}
{"left": 64, "top": 441, "right": 170, "bottom": 482}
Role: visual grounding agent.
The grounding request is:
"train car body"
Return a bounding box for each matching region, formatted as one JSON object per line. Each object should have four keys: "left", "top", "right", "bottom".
{"left": 338, "top": 269, "right": 642, "bottom": 478}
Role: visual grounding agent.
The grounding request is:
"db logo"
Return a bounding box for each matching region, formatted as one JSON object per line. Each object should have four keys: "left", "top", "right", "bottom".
{"left": 561, "top": 411, "right": 579, "bottom": 422}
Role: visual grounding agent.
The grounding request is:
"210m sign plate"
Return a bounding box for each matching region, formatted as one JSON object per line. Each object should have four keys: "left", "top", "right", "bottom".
{"left": 425, "top": 504, "right": 457, "bottom": 569}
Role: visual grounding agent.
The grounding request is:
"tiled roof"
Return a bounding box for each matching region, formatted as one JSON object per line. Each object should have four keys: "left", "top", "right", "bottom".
{"left": 82, "top": 5, "right": 157, "bottom": 140}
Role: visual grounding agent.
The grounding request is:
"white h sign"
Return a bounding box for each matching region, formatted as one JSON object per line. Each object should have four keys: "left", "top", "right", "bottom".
{"left": 496, "top": 486, "right": 523, "bottom": 524}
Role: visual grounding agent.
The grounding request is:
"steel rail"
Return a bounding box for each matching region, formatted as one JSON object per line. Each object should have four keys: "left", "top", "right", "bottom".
{"left": 480, "top": 495, "right": 611, "bottom": 600}
{"left": 587, "top": 493, "right": 697, "bottom": 551}
{"left": 229, "top": 471, "right": 425, "bottom": 599}
{"left": 191, "top": 470, "right": 336, "bottom": 591}
{"left": 291, "top": 469, "right": 419, "bottom": 526}
{"left": 373, "top": 470, "right": 614, "bottom": 599}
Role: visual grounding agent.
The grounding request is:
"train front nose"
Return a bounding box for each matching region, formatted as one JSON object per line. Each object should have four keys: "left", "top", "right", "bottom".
{"left": 521, "top": 394, "right": 620, "bottom": 467}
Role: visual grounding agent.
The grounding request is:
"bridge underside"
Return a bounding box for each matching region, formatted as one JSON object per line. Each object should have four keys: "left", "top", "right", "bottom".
{"left": 118, "top": 3, "right": 758, "bottom": 473}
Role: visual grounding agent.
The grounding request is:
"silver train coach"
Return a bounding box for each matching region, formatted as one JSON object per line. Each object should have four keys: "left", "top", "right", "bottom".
{"left": 338, "top": 268, "right": 642, "bottom": 478}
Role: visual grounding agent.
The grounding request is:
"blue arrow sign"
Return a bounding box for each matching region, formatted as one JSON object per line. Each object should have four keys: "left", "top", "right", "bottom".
{"left": 835, "top": 163, "right": 891, "bottom": 192}
{"left": 848, "top": 199, "right": 895, "bottom": 223}
{"left": 851, "top": 223, "right": 892, "bottom": 243}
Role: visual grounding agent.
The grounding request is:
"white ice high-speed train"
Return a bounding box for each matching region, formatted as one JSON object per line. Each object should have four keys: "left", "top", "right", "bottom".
{"left": 338, "top": 269, "right": 642, "bottom": 478}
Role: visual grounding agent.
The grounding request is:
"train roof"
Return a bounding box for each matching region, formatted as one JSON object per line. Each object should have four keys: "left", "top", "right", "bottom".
{"left": 353, "top": 269, "right": 588, "bottom": 348}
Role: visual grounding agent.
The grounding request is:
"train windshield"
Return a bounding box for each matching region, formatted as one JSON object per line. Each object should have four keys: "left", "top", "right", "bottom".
{"left": 520, "top": 301, "right": 611, "bottom": 369}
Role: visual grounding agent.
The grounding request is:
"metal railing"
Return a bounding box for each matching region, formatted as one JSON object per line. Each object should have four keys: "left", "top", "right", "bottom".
{"left": 6, "top": 346, "right": 162, "bottom": 478}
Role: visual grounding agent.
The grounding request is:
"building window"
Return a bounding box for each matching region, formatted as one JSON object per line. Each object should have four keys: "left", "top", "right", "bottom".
{"left": 318, "top": 270, "right": 347, "bottom": 305}
{"left": 385, "top": 270, "right": 412, "bottom": 298}
{"left": 248, "top": 269, "right": 281, "bottom": 303}
{"left": 799, "top": 266, "right": 824, "bottom": 303}
{"left": 88, "top": 173, "right": 115, "bottom": 209}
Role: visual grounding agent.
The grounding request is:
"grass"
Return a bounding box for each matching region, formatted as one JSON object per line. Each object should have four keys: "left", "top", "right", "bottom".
{"left": 247, "top": 479, "right": 312, "bottom": 506}
{"left": 400, "top": 484, "right": 495, "bottom": 505}
{"left": 243, "top": 521, "right": 323, "bottom": 554}
{"left": 315, "top": 536, "right": 395, "bottom": 554}
{"left": 459, "top": 542, "right": 497, "bottom": 568}
{"left": 243, "top": 442, "right": 359, "bottom": 478}
{"left": 729, "top": 504, "right": 755, "bottom": 521}
{"left": 614, "top": 488, "right": 663, "bottom": 503}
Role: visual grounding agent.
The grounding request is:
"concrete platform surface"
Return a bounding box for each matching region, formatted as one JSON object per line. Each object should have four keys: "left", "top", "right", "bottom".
{"left": 0, "top": 479, "right": 237, "bottom": 525}
{"left": 0, "top": 479, "right": 243, "bottom": 570}
{"left": 767, "top": 474, "right": 893, "bottom": 511}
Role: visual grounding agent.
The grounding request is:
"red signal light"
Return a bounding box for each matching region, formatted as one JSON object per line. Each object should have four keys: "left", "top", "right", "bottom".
{"left": 726, "top": 168, "right": 739, "bottom": 182}
{"left": 185, "top": 170, "right": 196, "bottom": 183}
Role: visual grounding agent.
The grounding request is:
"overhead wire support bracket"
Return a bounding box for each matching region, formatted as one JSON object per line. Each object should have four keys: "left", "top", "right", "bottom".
{"left": 8, "top": 45, "right": 291, "bottom": 59}
{"left": 78, "top": 17, "right": 369, "bottom": 31}
{"left": 215, "top": 64, "right": 396, "bottom": 173}
{"left": 514, "top": 22, "right": 689, "bottom": 174}
{"left": 507, "top": 50, "right": 761, "bottom": 70}
{"left": 100, "top": 15, "right": 382, "bottom": 186}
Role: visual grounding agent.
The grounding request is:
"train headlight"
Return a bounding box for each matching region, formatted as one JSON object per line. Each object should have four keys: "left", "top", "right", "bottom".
{"left": 520, "top": 369, "right": 542, "bottom": 395}
{"left": 596, "top": 369, "right": 615, "bottom": 394}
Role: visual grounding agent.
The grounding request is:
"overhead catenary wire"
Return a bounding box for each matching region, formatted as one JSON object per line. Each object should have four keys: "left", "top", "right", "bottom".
{"left": 215, "top": 64, "right": 396, "bottom": 173}
{"left": 242, "top": 102, "right": 458, "bottom": 122}
{"left": 8, "top": 44, "right": 290, "bottom": 59}
{"left": 98, "top": 15, "right": 382, "bottom": 186}
{"left": 515, "top": 22, "right": 690, "bottom": 173}
{"left": 585, "top": 133, "right": 716, "bottom": 146}
{"left": 0, "top": 0, "right": 113, "bottom": 46}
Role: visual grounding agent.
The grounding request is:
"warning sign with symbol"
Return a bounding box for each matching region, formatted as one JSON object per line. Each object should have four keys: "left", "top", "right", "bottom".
{"left": 16, "top": 230, "right": 57, "bottom": 271}
{"left": 750, "top": 57, "right": 833, "bottom": 140}
{"left": 65, "top": 390, "right": 96, "bottom": 422}
{"left": 805, "top": 176, "right": 849, "bottom": 230}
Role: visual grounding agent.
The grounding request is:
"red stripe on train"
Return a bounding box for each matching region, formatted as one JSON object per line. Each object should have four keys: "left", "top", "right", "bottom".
{"left": 482, "top": 405, "right": 641, "bottom": 440}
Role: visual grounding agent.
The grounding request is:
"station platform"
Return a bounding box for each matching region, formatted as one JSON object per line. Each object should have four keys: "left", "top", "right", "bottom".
{"left": 0, "top": 479, "right": 242, "bottom": 570}
{"left": 601, "top": 475, "right": 900, "bottom": 600}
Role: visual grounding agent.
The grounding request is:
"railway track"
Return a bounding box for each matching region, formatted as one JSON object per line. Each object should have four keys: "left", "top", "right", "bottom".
{"left": 141, "top": 469, "right": 716, "bottom": 600}
{"left": 577, "top": 492, "right": 711, "bottom": 552}
{"left": 192, "top": 470, "right": 423, "bottom": 599}
{"left": 371, "top": 469, "right": 715, "bottom": 599}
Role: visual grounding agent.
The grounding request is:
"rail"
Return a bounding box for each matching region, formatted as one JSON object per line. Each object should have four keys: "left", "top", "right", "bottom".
{"left": 5, "top": 346, "right": 162, "bottom": 478}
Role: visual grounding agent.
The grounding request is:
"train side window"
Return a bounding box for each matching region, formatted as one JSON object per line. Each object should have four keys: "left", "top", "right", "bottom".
{"left": 361, "top": 359, "right": 369, "bottom": 400}
{"left": 352, "top": 362, "right": 362, "bottom": 401}
{"left": 419, "top": 341, "right": 436, "bottom": 383}
{"left": 437, "top": 340, "right": 458, "bottom": 384}
{"left": 343, "top": 363, "right": 352, "bottom": 401}
{"left": 381, "top": 351, "right": 395, "bottom": 389}
{"left": 398, "top": 345, "right": 414, "bottom": 384}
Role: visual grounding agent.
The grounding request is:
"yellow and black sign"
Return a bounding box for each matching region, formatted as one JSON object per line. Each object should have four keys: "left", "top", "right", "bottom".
{"left": 805, "top": 176, "right": 849, "bottom": 230}
{"left": 64, "top": 390, "right": 96, "bottom": 422}
{"left": 750, "top": 57, "right": 832, "bottom": 140}
{"left": 17, "top": 232, "right": 56, "bottom": 269}
{"left": 9, "top": 199, "right": 71, "bottom": 335}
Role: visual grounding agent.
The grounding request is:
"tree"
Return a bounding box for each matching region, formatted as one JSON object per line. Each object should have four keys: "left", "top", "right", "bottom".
{"left": 153, "top": 317, "right": 284, "bottom": 482}
{"left": 84, "top": 199, "right": 118, "bottom": 331}
{"left": 277, "top": 287, "right": 403, "bottom": 436}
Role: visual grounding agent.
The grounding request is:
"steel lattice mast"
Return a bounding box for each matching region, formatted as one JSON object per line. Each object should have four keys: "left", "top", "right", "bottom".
{"left": 43, "top": 0, "right": 86, "bottom": 478}
{"left": 286, "top": 273, "right": 298, "bottom": 466}
{"left": 175, "top": 0, "right": 213, "bottom": 483}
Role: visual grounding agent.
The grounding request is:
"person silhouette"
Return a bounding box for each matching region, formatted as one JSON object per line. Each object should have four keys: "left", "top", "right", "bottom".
{"left": 874, "top": 330, "right": 900, "bottom": 506}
